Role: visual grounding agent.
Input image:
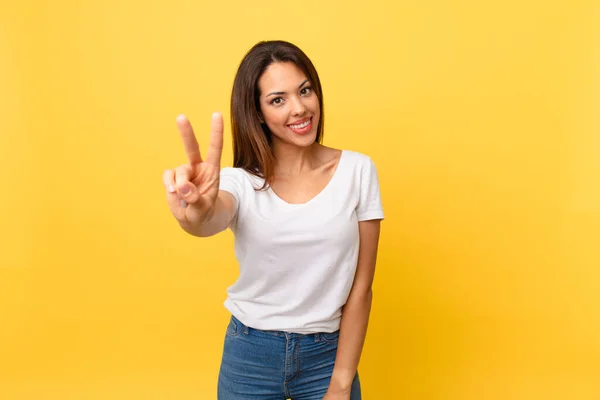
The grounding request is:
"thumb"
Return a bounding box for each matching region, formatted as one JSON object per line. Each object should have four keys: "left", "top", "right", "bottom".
{"left": 177, "top": 182, "right": 200, "bottom": 204}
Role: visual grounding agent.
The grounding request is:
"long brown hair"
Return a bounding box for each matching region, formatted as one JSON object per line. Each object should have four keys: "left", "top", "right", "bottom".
{"left": 230, "top": 40, "right": 324, "bottom": 189}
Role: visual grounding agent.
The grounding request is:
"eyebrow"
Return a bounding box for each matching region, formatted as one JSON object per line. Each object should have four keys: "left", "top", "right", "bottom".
{"left": 266, "top": 79, "right": 310, "bottom": 97}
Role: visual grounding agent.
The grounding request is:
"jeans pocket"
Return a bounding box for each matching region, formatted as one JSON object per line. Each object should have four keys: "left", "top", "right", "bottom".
{"left": 226, "top": 317, "right": 242, "bottom": 337}
{"left": 320, "top": 330, "right": 340, "bottom": 344}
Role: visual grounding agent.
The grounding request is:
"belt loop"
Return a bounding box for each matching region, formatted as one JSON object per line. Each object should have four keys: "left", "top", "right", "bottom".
{"left": 314, "top": 333, "right": 320, "bottom": 343}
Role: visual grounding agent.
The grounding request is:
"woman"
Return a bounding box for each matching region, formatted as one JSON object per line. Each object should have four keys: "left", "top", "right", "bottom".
{"left": 163, "top": 40, "right": 383, "bottom": 400}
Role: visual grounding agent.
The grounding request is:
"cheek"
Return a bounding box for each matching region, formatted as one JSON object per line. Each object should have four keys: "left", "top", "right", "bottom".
{"left": 263, "top": 108, "right": 287, "bottom": 128}
{"left": 309, "top": 96, "right": 320, "bottom": 114}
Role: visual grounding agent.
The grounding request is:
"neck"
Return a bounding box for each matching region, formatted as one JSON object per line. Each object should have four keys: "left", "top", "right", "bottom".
{"left": 272, "top": 141, "right": 320, "bottom": 176}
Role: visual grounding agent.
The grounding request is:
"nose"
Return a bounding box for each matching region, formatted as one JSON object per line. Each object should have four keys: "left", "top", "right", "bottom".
{"left": 290, "top": 96, "right": 306, "bottom": 116}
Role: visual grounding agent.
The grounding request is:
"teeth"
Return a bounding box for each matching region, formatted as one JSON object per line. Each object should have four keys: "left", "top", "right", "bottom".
{"left": 289, "top": 119, "right": 310, "bottom": 129}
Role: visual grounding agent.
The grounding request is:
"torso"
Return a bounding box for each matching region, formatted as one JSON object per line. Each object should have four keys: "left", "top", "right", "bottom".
{"left": 218, "top": 149, "right": 384, "bottom": 333}
{"left": 269, "top": 146, "right": 343, "bottom": 204}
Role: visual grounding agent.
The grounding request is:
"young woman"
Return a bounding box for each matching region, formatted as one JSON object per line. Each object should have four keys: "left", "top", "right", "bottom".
{"left": 163, "top": 40, "right": 384, "bottom": 400}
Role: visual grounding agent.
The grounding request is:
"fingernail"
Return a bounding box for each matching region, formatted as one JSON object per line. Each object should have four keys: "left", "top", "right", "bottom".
{"left": 168, "top": 185, "right": 175, "bottom": 193}
{"left": 177, "top": 114, "right": 187, "bottom": 122}
{"left": 180, "top": 185, "right": 191, "bottom": 195}
{"left": 180, "top": 199, "right": 188, "bottom": 208}
{"left": 213, "top": 112, "right": 221, "bottom": 118}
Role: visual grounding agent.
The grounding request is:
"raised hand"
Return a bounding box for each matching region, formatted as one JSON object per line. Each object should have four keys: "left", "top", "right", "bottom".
{"left": 163, "top": 112, "right": 224, "bottom": 228}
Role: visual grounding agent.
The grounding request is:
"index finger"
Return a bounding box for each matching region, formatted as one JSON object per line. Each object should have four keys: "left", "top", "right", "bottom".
{"left": 176, "top": 114, "right": 203, "bottom": 165}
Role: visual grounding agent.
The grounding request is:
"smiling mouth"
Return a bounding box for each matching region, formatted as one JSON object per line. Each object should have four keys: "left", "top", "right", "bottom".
{"left": 287, "top": 117, "right": 312, "bottom": 129}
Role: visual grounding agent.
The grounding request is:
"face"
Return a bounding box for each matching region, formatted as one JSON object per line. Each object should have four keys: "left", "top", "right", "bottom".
{"left": 257, "top": 62, "right": 320, "bottom": 149}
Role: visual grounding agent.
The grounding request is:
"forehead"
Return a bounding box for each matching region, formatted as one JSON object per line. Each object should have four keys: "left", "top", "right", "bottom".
{"left": 258, "top": 62, "right": 308, "bottom": 92}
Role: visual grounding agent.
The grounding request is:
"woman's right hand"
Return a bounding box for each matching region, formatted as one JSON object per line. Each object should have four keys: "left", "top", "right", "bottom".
{"left": 163, "top": 112, "right": 224, "bottom": 228}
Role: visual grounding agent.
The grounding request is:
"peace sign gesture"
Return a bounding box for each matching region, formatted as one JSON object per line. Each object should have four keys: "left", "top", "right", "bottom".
{"left": 163, "top": 112, "right": 224, "bottom": 228}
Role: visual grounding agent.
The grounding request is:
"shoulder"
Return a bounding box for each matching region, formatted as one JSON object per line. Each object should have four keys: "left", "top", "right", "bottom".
{"left": 340, "top": 149, "right": 377, "bottom": 171}
{"left": 220, "top": 166, "right": 246, "bottom": 178}
{"left": 342, "top": 149, "right": 373, "bottom": 162}
{"left": 317, "top": 144, "right": 374, "bottom": 168}
{"left": 220, "top": 167, "right": 264, "bottom": 189}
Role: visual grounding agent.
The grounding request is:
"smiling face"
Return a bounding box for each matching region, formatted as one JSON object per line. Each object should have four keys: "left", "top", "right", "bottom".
{"left": 257, "top": 61, "right": 321, "bottom": 149}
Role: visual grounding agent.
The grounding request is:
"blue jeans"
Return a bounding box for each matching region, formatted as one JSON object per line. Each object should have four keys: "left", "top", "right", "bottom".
{"left": 218, "top": 315, "right": 362, "bottom": 400}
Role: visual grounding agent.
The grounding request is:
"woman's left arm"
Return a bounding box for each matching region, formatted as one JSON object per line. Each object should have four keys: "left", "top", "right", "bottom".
{"left": 325, "top": 219, "right": 382, "bottom": 398}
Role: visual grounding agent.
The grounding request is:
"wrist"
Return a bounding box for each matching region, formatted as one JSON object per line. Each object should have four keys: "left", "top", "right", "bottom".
{"left": 329, "top": 369, "right": 355, "bottom": 393}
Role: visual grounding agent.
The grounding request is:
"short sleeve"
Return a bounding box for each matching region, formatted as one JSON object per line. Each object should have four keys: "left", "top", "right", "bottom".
{"left": 220, "top": 167, "right": 251, "bottom": 231}
{"left": 219, "top": 167, "right": 244, "bottom": 203}
{"left": 219, "top": 167, "right": 246, "bottom": 227}
{"left": 356, "top": 157, "right": 384, "bottom": 221}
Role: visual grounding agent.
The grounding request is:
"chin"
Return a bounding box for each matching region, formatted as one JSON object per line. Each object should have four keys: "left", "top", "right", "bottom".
{"left": 272, "top": 131, "right": 317, "bottom": 148}
{"left": 292, "top": 132, "right": 318, "bottom": 147}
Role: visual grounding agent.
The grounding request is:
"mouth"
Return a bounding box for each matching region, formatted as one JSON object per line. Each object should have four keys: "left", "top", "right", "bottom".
{"left": 287, "top": 117, "right": 313, "bottom": 135}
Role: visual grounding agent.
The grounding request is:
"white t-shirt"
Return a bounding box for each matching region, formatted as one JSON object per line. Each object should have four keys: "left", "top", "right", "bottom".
{"left": 218, "top": 150, "right": 384, "bottom": 333}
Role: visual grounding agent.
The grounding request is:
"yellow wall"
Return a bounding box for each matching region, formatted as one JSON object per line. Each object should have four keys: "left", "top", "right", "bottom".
{"left": 1, "top": 0, "right": 599, "bottom": 398}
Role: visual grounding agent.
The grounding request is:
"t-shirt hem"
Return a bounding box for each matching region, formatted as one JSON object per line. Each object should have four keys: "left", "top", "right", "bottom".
{"left": 224, "top": 300, "right": 341, "bottom": 334}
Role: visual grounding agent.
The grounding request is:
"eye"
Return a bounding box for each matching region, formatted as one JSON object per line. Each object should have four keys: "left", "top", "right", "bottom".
{"left": 270, "top": 97, "right": 284, "bottom": 105}
{"left": 300, "top": 86, "right": 312, "bottom": 96}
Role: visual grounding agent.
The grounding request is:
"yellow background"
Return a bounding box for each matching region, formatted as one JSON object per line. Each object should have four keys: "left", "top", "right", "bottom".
{"left": 1, "top": 0, "right": 599, "bottom": 398}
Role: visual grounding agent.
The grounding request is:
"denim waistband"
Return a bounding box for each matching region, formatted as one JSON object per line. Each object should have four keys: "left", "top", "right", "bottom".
{"left": 230, "top": 314, "right": 329, "bottom": 340}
